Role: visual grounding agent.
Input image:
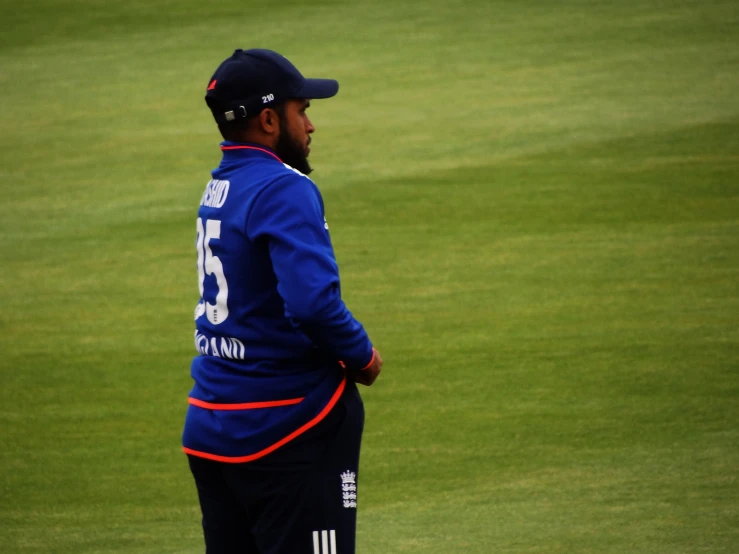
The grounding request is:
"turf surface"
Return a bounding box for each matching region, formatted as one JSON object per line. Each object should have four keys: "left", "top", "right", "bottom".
{"left": 1, "top": 1, "right": 737, "bottom": 552}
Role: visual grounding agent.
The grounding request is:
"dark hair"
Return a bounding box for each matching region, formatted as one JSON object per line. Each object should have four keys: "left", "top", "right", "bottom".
{"left": 207, "top": 98, "right": 286, "bottom": 141}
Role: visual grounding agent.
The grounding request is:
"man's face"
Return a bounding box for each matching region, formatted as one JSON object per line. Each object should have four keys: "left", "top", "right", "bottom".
{"left": 275, "top": 98, "right": 315, "bottom": 175}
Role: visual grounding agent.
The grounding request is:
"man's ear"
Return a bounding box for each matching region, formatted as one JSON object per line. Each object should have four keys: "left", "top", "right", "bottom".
{"left": 259, "top": 108, "right": 280, "bottom": 135}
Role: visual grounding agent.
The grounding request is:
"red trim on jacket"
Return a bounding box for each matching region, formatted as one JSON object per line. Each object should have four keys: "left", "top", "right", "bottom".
{"left": 183, "top": 376, "right": 347, "bottom": 463}
{"left": 188, "top": 397, "right": 304, "bottom": 411}
{"left": 220, "top": 145, "right": 283, "bottom": 163}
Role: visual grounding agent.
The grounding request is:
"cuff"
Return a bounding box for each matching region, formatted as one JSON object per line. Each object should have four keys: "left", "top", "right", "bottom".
{"left": 360, "top": 348, "right": 376, "bottom": 371}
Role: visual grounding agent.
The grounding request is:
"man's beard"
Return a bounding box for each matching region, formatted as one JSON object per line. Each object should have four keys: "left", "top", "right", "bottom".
{"left": 275, "top": 120, "right": 312, "bottom": 175}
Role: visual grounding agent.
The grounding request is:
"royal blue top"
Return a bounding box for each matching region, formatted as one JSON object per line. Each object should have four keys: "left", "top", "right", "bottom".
{"left": 182, "top": 142, "right": 373, "bottom": 461}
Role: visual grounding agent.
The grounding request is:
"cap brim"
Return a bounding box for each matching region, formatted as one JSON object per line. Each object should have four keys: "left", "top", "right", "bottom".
{"left": 296, "top": 78, "right": 339, "bottom": 99}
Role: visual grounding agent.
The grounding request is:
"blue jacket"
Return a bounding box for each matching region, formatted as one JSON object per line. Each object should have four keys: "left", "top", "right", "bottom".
{"left": 182, "top": 142, "right": 374, "bottom": 462}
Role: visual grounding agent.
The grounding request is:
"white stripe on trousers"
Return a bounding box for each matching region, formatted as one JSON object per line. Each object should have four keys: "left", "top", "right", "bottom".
{"left": 312, "top": 530, "right": 337, "bottom": 554}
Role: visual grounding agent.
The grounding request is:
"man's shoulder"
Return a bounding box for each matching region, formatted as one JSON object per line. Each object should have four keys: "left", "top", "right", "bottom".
{"left": 280, "top": 162, "right": 313, "bottom": 181}
{"left": 222, "top": 158, "right": 314, "bottom": 200}
{"left": 258, "top": 163, "right": 320, "bottom": 199}
{"left": 233, "top": 157, "right": 313, "bottom": 186}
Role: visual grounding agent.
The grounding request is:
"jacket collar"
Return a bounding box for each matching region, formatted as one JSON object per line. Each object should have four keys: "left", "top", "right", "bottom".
{"left": 219, "top": 141, "right": 283, "bottom": 163}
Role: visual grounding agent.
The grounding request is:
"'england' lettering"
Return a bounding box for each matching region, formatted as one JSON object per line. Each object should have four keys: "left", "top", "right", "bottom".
{"left": 194, "top": 330, "right": 245, "bottom": 360}
{"left": 200, "top": 179, "right": 230, "bottom": 208}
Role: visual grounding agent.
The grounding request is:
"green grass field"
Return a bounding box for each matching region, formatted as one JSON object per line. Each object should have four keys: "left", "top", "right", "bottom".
{"left": 1, "top": 1, "right": 738, "bottom": 552}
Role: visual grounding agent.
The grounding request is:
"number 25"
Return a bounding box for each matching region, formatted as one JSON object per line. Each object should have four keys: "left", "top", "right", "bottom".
{"left": 196, "top": 217, "right": 229, "bottom": 324}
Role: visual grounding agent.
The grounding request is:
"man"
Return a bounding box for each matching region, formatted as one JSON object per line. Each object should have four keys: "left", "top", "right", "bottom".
{"left": 182, "top": 48, "right": 383, "bottom": 554}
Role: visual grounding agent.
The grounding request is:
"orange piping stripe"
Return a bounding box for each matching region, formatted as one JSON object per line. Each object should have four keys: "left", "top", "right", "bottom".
{"left": 188, "top": 397, "right": 304, "bottom": 411}
{"left": 183, "top": 376, "right": 347, "bottom": 464}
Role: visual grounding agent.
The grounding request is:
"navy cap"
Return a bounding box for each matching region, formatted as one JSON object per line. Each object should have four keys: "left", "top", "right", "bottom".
{"left": 205, "top": 49, "right": 339, "bottom": 125}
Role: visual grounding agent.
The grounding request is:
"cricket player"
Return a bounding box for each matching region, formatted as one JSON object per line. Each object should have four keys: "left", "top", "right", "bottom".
{"left": 182, "top": 48, "right": 383, "bottom": 554}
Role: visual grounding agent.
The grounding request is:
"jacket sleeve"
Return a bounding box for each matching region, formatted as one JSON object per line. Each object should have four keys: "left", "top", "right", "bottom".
{"left": 246, "top": 172, "right": 374, "bottom": 370}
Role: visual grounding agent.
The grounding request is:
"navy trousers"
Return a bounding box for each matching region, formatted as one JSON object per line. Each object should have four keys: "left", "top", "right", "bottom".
{"left": 187, "top": 381, "right": 365, "bottom": 554}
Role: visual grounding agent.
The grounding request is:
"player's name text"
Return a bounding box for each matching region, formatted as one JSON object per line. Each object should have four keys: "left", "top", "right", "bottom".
{"left": 200, "top": 179, "right": 230, "bottom": 208}
{"left": 194, "top": 330, "right": 245, "bottom": 360}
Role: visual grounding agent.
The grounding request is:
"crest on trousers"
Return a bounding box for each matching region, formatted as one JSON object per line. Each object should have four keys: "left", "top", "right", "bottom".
{"left": 340, "top": 470, "right": 357, "bottom": 508}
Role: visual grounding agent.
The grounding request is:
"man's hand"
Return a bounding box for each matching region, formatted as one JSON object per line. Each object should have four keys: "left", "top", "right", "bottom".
{"left": 350, "top": 348, "right": 383, "bottom": 386}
